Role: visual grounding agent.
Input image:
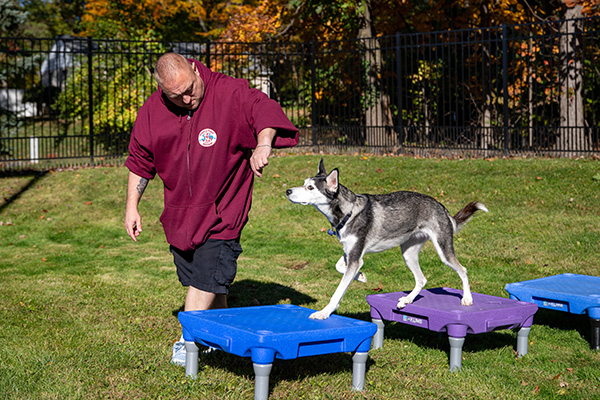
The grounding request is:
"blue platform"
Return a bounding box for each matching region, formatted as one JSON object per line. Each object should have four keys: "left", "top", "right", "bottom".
{"left": 505, "top": 274, "right": 600, "bottom": 350}
{"left": 178, "top": 304, "right": 377, "bottom": 399}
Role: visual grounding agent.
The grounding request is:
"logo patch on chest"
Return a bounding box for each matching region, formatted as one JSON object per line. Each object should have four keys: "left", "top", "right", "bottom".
{"left": 198, "top": 129, "right": 217, "bottom": 147}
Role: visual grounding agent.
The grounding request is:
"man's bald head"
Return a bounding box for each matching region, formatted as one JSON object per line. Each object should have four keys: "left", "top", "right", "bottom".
{"left": 154, "top": 53, "right": 194, "bottom": 89}
{"left": 154, "top": 52, "right": 205, "bottom": 110}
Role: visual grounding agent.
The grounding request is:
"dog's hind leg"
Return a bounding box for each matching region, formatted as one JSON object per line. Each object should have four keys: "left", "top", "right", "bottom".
{"left": 335, "top": 255, "right": 367, "bottom": 283}
{"left": 430, "top": 234, "right": 473, "bottom": 306}
{"left": 397, "top": 238, "right": 428, "bottom": 308}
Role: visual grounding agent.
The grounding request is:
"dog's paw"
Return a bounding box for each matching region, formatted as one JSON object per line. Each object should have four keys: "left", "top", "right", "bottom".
{"left": 309, "top": 310, "right": 331, "bottom": 320}
{"left": 356, "top": 272, "right": 367, "bottom": 283}
{"left": 397, "top": 297, "right": 412, "bottom": 308}
{"left": 460, "top": 297, "right": 473, "bottom": 306}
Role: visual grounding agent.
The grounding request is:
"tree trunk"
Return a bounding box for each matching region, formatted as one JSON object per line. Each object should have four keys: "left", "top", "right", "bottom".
{"left": 558, "top": 6, "right": 589, "bottom": 156}
{"left": 357, "top": 0, "right": 396, "bottom": 149}
{"left": 479, "top": 4, "right": 494, "bottom": 156}
{"left": 480, "top": 94, "right": 494, "bottom": 155}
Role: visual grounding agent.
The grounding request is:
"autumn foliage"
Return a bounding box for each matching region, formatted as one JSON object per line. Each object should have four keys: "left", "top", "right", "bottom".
{"left": 219, "top": 1, "right": 284, "bottom": 42}
{"left": 74, "top": 0, "right": 600, "bottom": 42}
{"left": 564, "top": 0, "right": 600, "bottom": 15}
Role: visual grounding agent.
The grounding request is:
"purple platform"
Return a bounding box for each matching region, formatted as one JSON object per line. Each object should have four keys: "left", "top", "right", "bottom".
{"left": 179, "top": 304, "right": 376, "bottom": 400}
{"left": 505, "top": 274, "right": 600, "bottom": 350}
{"left": 367, "top": 288, "right": 538, "bottom": 371}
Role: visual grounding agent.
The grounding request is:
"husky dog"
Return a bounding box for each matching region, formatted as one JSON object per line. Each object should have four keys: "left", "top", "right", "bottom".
{"left": 286, "top": 159, "right": 488, "bottom": 320}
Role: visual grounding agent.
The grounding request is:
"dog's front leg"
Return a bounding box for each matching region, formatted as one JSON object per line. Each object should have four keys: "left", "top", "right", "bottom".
{"left": 335, "top": 256, "right": 367, "bottom": 283}
{"left": 310, "top": 258, "right": 364, "bottom": 320}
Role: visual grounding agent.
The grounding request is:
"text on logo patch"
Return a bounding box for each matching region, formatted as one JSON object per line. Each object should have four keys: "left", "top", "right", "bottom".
{"left": 198, "top": 128, "right": 217, "bottom": 147}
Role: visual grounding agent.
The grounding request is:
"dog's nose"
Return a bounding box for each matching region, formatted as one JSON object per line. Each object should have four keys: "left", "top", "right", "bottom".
{"left": 286, "top": 189, "right": 292, "bottom": 196}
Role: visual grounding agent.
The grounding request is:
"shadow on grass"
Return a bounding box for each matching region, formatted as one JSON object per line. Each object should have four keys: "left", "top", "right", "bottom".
{"left": 532, "top": 308, "right": 597, "bottom": 349}
{"left": 171, "top": 279, "right": 319, "bottom": 316}
{"left": 0, "top": 170, "right": 48, "bottom": 213}
{"left": 190, "top": 333, "right": 376, "bottom": 398}
{"left": 228, "top": 279, "right": 318, "bottom": 308}
{"left": 198, "top": 349, "right": 375, "bottom": 394}
{"left": 342, "top": 309, "right": 527, "bottom": 367}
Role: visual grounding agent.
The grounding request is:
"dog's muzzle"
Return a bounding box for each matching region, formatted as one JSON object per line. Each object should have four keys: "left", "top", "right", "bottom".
{"left": 285, "top": 188, "right": 308, "bottom": 205}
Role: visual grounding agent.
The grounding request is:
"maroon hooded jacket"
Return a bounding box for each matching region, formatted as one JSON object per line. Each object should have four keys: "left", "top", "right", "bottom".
{"left": 125, "top": 60, "right": 298, "bottom": 251}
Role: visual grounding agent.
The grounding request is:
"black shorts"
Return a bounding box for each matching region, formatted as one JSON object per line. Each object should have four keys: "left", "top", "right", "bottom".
{"left": 170, "top": 238, "right": 243, "bottom": 295}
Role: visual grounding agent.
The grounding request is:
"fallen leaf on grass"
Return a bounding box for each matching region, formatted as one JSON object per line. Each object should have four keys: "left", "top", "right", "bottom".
{"left": 371, "top": 284, "right": 383, "bottom": 292}
{"left": 291, "top": 262, "right": 309, "bottom": 270}
{"left": 85, "top": 201, "right": 92, "bottom": 205}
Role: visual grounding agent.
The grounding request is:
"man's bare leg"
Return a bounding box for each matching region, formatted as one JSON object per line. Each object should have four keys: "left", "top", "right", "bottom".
{"left": 184, "top": 285, "right": 227, "bottom": 311}
{"left": 173, "top": 286, "right": 227, "bottom": 365}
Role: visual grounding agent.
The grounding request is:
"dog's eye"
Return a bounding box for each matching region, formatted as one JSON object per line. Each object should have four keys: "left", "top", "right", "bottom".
{"left": 306, "top": 185, "right": 314, "bottom": 190}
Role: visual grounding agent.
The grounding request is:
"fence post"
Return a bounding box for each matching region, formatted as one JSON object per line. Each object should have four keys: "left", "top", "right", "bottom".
{"left": 29, "top": 136, "right": 39, "bottom": 164}
{"left": 502, "top": 24, "right": 509, "bottom": 157}
{"left": 310, "top": 41, "right": 317, "bottom": 146}
{"left": 87, "top": 36, "right": 95, "bottom": 166}
{"left": 205, "top": 40, "right": 211, "bottom": 70}
{"left": 396, "top": 32, "right": 402, "bottom": 147}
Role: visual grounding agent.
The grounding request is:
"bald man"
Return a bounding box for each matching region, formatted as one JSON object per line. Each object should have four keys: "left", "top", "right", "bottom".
{"left": 124, "top": 53, "right": 298, "bottom": 365}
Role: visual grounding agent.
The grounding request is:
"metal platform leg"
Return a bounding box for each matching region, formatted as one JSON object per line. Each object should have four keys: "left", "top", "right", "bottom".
{"left": 253, "top": 363, "right": 272, "bottom": 400}
{"left": 352, "top": 352, "right": 369, "bottom": 390}
{"left": 371, "top": 318, "right": 385, "bottom": 349}
{"left": 591, "top": 318, "right": 600, "bottom": 350}
{"left": 448, "top": 336, "right": 465, "bottom": 372}
{"left": 184, "top": 341, "right": 199, "bottom": 378}
{"left": 516, "top": 327, "right": 531, "bottom": 356}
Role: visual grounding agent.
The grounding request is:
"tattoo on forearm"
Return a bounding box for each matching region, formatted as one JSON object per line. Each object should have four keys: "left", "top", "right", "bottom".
{"left": 136, "top": 178, "right": 149, "bottom": 195}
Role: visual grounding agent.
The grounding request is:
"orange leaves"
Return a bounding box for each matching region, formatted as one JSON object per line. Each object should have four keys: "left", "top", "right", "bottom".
{"left": 80, "top": 0, "right": 214, "bottom": 39}
{"left": 371, "top": 284, "right": 383, "bottom": 292}
{"left": 563, "top": 0, "right": 600, "bottom": 16}
{"left": 488, "top": 0, "right": 528, "bottom": 25}
{"left": 581, "top": 0, "right": 600, "bottom": 16}
{"left": 219, "top": 0, "right": 284, "bottom": 42}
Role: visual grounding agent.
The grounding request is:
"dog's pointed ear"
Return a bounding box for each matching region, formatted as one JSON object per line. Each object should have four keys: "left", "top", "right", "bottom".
{"left": 317, "top": 158, "right": 326, "bottom": 176}
{"left": 326, "top": 169, "right": 339, "bottom": 192}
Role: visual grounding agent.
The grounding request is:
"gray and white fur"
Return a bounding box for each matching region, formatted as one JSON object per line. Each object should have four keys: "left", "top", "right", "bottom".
{"left": 286, "top": 158, "right": 488, "bottom": 320}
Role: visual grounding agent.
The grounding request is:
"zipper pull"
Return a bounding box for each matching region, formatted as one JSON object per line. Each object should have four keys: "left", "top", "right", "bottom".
{"left": 187, "top": 111, "right": 191, "bottom": 121}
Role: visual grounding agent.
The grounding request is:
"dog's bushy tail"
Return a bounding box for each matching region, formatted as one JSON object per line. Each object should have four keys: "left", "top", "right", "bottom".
{"left": 452, "top": 201, "right": 488, "bottom": 233}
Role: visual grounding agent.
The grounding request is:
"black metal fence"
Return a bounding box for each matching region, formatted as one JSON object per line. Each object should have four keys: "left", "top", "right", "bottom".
{"left": 1, "top": 17, "right": 599, "bottom": 171}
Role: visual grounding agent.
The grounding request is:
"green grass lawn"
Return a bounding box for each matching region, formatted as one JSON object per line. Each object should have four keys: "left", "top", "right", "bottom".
{"left": 1, "top": 154, "right": 599, "bottom": 399}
